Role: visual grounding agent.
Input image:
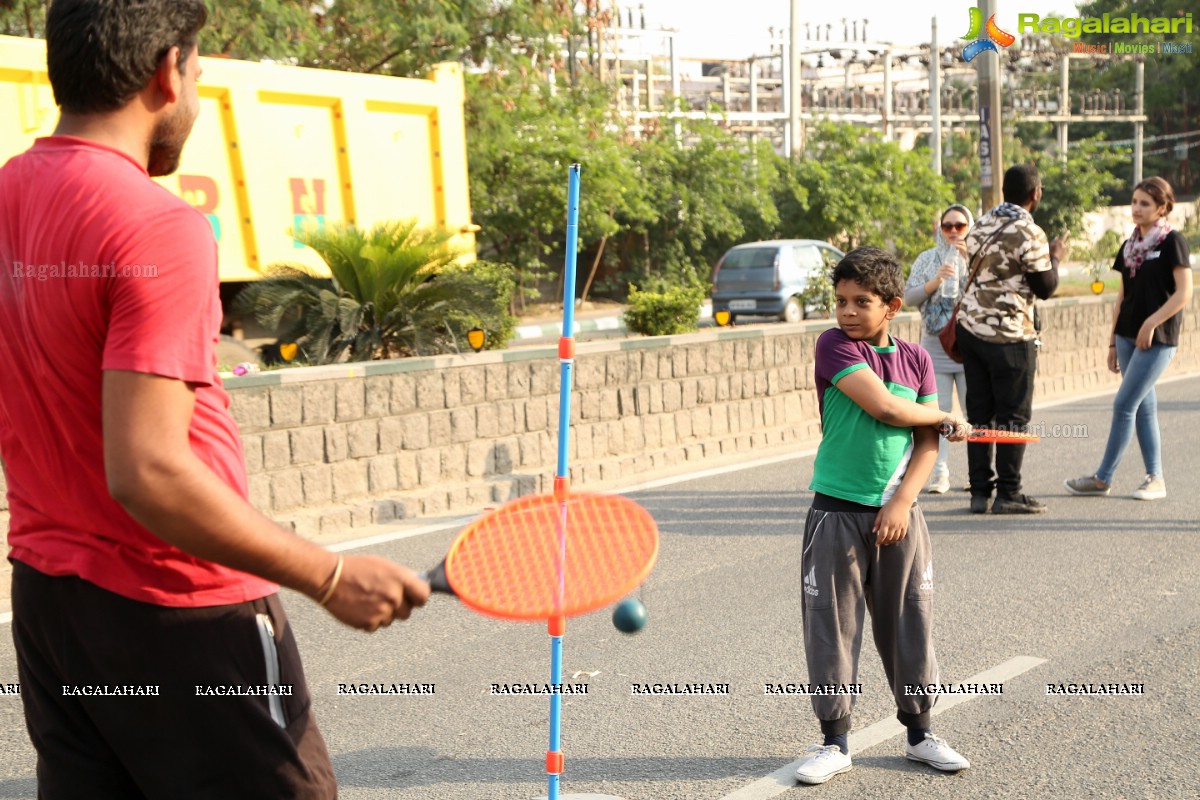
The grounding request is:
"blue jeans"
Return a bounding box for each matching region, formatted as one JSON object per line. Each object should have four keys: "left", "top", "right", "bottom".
{"left": 1095, "top": 336, "right": 1176, "bottom": 484}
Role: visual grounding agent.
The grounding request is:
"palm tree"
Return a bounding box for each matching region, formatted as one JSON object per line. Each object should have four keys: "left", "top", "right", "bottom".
{"left": 234, "top": 219, "right": 510, "bottom": 363}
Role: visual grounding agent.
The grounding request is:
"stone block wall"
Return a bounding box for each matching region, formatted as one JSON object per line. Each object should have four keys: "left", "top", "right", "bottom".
{"left": 2, "top": 295, "right": 1198, "bottom": 540}
{"left": 224, "top": 315, "right": 848, "bottom": 537}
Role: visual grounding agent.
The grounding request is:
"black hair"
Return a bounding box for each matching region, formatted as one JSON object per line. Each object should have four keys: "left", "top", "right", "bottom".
{"left": 1002, "top": 164, "right": 1040, "bottom": 206}
{"left": 831, "top": 247, "right": 904, "bottom": 302}
{"left": 46, "top": 0, "right": 207, "bottom": 114}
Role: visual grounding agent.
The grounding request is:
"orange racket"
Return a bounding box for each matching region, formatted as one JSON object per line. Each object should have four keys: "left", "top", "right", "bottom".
{"left": 421, "top": 491, "right": 659, "bottom": 621}
{"left": 940, "top": 423, "right": 1040, "bottom": 444}
{"left": 965, "top": 428, "right": 1040, "bottom": 443}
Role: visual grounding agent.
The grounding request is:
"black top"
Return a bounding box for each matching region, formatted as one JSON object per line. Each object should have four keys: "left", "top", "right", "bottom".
{"left": 1113, "top": 230, "right": 1190, "bottom": 348}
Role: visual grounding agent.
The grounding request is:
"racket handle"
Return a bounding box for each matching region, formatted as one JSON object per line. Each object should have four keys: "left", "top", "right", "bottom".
{"left": 420, "top": 560, "right": 455, "bottom": 595}
{"left": 938, "top": 422, "right": 952, "bottom": 437}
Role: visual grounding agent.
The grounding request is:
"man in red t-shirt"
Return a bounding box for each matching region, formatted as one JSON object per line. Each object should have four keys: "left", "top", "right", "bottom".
{"left": 0, "top": 2, "right": 428, "bottom": 796}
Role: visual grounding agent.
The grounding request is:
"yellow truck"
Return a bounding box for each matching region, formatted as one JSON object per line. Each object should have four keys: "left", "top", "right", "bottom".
{"left": 0, "top": 34, "right": 476, "bottom": 290}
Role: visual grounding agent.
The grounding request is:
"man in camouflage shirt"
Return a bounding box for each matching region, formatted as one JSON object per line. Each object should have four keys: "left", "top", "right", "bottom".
{"left": 956, "top": 164, "right": 1067, "bottom": 514}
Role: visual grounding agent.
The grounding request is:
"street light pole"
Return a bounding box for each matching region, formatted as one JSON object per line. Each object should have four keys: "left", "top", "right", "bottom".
{"left": 1133, "top": 57, "right": 1144, "bottom": 186}
{"left": 976, "top": 0, "right": 1003, "bottom": 210}
{"left": 931, "top": 17, "right": 942, "bottom": 175}
{"left": 789, "top": 0, "right": 804, "bottom": 156}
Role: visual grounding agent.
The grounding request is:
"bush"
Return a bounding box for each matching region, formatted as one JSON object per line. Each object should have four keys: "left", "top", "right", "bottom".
{"left": 1180, "top": 209, "right": 1200, "bottom": 254}
{"left": 1080, "top": 230, "right": 1123, "bottom": 281}
{"left": 799, "top": 267, "right": 836, "bottom": 318}
{"left": 439, "top": 260, "right": 518, "bottom": 351}
{"left": 622, "top": 284, "right": 705, "bottom": 337}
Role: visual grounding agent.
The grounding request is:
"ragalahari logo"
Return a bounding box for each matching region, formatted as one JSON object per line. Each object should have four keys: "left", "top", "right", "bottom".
{"left": 961, "top": 7, "right": 1016, "bottom": 62}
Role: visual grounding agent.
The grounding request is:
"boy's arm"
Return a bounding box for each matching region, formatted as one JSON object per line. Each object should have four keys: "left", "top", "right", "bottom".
{"left": 874, "top": 402, "right": 942, "bottom": 545}
{"left": 836, "top": 368, "right": 969, "bottom": 438}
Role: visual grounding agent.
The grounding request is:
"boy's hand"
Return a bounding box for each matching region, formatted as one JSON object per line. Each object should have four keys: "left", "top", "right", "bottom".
{"left": 939, "top": 415, "right": 972, "bottom": 442}
{"left": 873, "top": 499, "right": 911, "bottom": 546}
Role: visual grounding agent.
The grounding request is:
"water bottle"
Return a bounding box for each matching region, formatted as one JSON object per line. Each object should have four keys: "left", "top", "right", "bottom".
{"left": 941, "top": 250, "right": 965, "bottom": 301}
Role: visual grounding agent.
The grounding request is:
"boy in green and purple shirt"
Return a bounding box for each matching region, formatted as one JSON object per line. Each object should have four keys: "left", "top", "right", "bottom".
{"left": 794, "top": 247, "right": 972, "bottom": 785}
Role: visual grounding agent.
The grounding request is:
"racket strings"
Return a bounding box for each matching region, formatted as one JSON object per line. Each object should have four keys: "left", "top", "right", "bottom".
{"left": 447, "top": 493, "right": 658, "bottom": 620}
{"left": 966, "top": 428, "right": 1041, "bottom": 443}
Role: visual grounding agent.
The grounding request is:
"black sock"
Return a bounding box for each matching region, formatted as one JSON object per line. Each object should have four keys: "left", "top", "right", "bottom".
{"left": 907, "top": 727, "right": 931, "bottom": 746}
{"left": 823, "top": 732, "right": 849, "bottom": 755}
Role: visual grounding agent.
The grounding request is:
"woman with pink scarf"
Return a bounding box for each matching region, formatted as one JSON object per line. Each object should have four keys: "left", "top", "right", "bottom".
{"left": 1065, "top": 177, "right": 1194, "bottom": 500}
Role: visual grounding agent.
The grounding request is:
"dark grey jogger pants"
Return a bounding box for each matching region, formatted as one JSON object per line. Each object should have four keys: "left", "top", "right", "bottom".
{"left": 800, "top": 503, "right": 939, "bottom": 735}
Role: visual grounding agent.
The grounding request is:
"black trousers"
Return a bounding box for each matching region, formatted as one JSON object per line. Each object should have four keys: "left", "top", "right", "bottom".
{"left": 956, "top": 324, "right": 1037, "bottom": 499}
{"left": 11, "top": 560, "right": 337, "bottom": 800}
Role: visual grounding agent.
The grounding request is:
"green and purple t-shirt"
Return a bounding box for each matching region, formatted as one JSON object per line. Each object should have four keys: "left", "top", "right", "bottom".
{"left": 809, "top": 328, "right": 938, "bottom": 507}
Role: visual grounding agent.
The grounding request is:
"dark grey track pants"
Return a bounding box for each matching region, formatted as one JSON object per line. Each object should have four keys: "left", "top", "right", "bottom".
{"left": 800, "top": 504, "right": 939, "bottom": 735}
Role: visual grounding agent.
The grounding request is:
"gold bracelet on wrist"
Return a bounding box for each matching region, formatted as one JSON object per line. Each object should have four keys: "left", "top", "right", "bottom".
{"left": 317, "top": 556, "right": 344, "bottom": 606}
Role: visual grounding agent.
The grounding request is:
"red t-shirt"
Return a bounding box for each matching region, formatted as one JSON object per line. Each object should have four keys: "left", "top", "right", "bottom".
{"left": 0, "top": 137, "right": 276, "bottom": 606}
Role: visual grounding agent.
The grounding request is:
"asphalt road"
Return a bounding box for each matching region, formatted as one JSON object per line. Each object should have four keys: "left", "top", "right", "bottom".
{"left": 1, "top": 376, "right": 1198, "bottom": 799}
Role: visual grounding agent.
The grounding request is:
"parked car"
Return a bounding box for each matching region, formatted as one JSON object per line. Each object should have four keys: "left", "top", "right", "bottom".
{"left": 710, "top": 239, "right": 844, "bottom": 323}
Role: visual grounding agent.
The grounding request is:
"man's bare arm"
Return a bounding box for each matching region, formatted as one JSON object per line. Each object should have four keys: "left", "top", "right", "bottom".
{"left": 103, "top": 370, "right": 428, "bottom": 630}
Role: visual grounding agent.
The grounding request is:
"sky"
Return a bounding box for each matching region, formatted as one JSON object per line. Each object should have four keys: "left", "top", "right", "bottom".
{"left": 630, "top": 0, "right": 1085, "bottom": 60}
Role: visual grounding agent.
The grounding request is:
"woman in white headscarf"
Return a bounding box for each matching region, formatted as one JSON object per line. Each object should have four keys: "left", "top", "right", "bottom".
{"left": 904, "top": 203, "right": 974, "bottom": 494}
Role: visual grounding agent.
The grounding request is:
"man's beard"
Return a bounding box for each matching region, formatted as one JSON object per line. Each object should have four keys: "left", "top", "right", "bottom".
{"left": 147, "top": 104, "right": 195, "bottom": 177}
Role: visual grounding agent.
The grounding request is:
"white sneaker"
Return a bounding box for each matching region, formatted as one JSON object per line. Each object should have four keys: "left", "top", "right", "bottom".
{"left": 926, "top": 473, "right": 951, "bottom": 494}
{"left": 905, "top": 733, "right": 970, "bottom": 772}
{"left": 1132, "top": 474, "right": 1166, "bottom": 500}
{"left": 794, "top": 744, "right": 852, "bottom": 784}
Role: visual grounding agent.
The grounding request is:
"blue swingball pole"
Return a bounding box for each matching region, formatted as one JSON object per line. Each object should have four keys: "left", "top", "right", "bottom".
{"left": 545, "top": 163, "right": 581, "bottom": 800}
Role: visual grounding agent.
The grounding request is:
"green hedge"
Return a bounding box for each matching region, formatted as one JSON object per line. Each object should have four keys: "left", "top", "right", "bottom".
{"left": 622, "top": 284, "right": 705, "bottom": 337}
{"left": 441, "top": 259, "right": 518, "bottom": 351}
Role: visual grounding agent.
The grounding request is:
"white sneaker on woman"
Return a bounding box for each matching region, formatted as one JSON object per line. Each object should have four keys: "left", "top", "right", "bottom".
{"left": 926, "top": 472, "right": 951, "bottom": 494}
{"left": 1132, "top": 474, "right": 1166, "bottom": 500}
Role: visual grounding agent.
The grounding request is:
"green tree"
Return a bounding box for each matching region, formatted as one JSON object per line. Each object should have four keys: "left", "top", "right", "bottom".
{"left": 200, "top": 0, "right": 577, "bottom": 77}
{"left": 200, "top": 1, "right": 321, "bottom": 62}
{"left": 943, "top": 128, "right": 1127, "bottom": 241}
{"left": 468, "top": 72, "right": 655, "bottom": 308}
{"left": 310, "top": 0, "right": 576, "bottom": 77}
{"left": 1071, "top": 0, "right": 1199, "bottom": 194}
{"left": 621, "top": 117, "right": 781, "bottom": 290}
{"left": 0, "top": 0, "right": 44, "bottom": 37}
{"left": 786, "top": 123, "right": 953, "bottom": 265}
{"left": 1033, "top": 140, "right": 1127, "bottom": 240}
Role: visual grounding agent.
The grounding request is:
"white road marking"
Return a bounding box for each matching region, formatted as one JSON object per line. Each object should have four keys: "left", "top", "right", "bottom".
{"left": 326, "top": 514, "right": 478, "bottom": 552}
{"left": 612, "top": 448, "right": 818, "bottom": 495}
{"left": 717, "top": 655, "right": 1048, "bottom": 800}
